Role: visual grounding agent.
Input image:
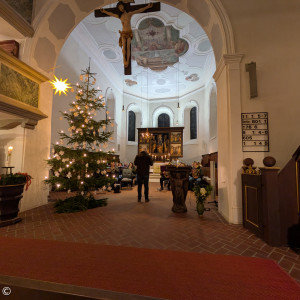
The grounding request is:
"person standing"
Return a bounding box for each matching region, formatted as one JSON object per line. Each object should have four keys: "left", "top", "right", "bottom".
{"left": 134, "top": 148, "right": 153, "bottom": 202}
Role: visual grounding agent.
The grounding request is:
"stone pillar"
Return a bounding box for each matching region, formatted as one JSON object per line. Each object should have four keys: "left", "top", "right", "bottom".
{"left": 214, "top": 54, "right": 244, "bottom": 224}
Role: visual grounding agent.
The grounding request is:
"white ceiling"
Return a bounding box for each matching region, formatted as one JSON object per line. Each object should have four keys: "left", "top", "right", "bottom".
{"left": 0, "top": 1, "right": 216, "bottom": 102}
{"left": 78, "top": 1, "right": 216, "bottom": 101}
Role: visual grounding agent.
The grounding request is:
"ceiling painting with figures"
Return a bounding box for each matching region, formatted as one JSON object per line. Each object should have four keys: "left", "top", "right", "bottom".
{"left": 132, "top": 17, "right": 189, "bottom": 71}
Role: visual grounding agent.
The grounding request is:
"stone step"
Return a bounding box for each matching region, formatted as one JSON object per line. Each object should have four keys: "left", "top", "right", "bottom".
{"left": 149, "top": 173, "right": 160, "bottom": 183}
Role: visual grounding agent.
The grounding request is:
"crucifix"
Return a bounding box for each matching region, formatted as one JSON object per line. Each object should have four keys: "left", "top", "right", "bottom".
{"left": 95, "top": 1, "right": 161, "bottom": 75}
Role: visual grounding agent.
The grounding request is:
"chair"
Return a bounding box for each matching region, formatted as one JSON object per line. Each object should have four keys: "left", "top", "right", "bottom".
{"left": 120, "top": 169, "right": 133, "bottom": 189}
{"left": 163, "top": 179, "right": 170, "bottom": 190}
{"left": 160, "top": 165, "right": 170, "bottom": 190}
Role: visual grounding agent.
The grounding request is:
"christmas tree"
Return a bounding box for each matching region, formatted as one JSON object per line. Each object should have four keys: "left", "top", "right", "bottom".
{"left": 45, "top": 66, "right": 116, "bottom": 212}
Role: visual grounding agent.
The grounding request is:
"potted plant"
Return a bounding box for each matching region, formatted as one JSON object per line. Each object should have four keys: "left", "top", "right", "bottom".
{"left": 193, "top": 179, "right": 212, "bottom": 215}
{"left": 0, "top": 172, "right": 32, "bottom": 226}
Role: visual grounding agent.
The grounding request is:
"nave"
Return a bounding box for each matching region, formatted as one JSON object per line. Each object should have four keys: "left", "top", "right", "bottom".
{"left": 0, "top": 182, "right": 299, "bottom": 284}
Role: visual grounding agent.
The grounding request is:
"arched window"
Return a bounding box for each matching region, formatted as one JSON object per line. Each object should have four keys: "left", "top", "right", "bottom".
{"left": 158, "top": 113, "right": 170, "bottom": 127}
{"left": 128, "top": 111, "right": 136, "bottom": 141}
{"left": 190, "top": 107, "right": 197, "bottom": 139}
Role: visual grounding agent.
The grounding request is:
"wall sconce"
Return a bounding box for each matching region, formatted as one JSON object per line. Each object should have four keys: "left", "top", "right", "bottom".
{"left": 245, "top": 62, "right": 258, "bottom": 98}
{"left": 177, "top": 102, "right": 180, "bottom": 109}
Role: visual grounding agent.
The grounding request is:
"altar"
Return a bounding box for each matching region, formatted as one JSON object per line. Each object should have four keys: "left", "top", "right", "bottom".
{"left": 149, "top": 162, "right": 166, "bottom": 182}
{"left": 137, "top": 127, "right": 184, "bottom": 161}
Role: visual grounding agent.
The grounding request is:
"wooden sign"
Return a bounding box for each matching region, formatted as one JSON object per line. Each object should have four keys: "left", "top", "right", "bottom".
{"left": 241, "top": 112, "right": 269, "bottom": 152}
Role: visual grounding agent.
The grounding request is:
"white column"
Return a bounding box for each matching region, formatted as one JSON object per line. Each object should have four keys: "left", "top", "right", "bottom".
{"left": 214, "top": 54, "right": 244, "bottom": 224}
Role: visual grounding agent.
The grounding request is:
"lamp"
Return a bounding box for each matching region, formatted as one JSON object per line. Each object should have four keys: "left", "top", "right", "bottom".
{"left": 49, "top": 75, "right": 71, "bottom": 95}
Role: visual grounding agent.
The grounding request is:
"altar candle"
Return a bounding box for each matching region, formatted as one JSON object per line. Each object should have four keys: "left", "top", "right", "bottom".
{"left": 7, "top": 146, "right": 13, "bottom": 166}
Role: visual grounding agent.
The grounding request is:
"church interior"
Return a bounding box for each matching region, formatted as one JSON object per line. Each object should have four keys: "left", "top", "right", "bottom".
{"left": 0, "top": 0, "right": 299, "bottom": 298}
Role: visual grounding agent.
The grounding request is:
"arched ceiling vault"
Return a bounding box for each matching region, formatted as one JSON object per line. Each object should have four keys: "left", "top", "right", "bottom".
{"left": 23, "top": 0, "right": 235, "bottom": 101}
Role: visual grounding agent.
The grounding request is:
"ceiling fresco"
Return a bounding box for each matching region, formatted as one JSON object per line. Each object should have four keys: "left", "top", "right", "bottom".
{"left": 77, "top": 1, "right": 215, "bottom": 100}
{"left": 132, "top": 17, "right": 188, "bottom": 71}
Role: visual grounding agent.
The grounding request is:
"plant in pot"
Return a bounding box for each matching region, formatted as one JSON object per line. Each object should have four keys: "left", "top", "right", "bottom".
{"left": 0, "top": 172, "right": 32, "bottom": 227}
{"left": 193, "top": 179, "right": 212, "bottom": 216}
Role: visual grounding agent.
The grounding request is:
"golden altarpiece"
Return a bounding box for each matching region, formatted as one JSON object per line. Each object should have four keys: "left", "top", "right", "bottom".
{"left": 137, "top": 127, "right": 183, "bottom": 161}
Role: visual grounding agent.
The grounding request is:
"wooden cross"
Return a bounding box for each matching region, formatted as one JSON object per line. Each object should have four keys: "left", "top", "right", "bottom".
{"left": 95, "top": 1, "right": 161, "bottom": 75}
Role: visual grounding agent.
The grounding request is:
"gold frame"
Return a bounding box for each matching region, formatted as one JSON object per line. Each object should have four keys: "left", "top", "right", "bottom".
{"left": 0, "top": 48, "right": 48, "bottom": 128}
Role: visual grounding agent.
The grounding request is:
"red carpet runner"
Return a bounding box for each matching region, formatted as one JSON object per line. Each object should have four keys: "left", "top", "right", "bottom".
{"left": 0, "top": 236, "right": 299, "bottom": 300}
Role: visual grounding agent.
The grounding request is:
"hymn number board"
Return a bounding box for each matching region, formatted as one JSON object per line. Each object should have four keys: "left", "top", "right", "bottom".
{"left": 241, "top": 112, "right": 269, "bottom": 152}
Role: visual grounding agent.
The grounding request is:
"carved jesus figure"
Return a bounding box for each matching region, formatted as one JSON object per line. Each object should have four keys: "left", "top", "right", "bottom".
{"left": 100, "top": 2, "right": 153, "bottom": 67}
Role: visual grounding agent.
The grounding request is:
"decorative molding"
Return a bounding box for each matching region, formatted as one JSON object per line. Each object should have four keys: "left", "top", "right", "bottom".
{"left": 22, "top": 118, "right": 38, "bottom": 130}
{"left": 0, "top": 48, "right": 49, "bottom": 83}
{"left": 213, "top": 56, "right": 225, "bottom": 81}
{"left": 213, "top": 54, "right": 244, "bottom": 81}
{"left": 193, "top": 36, "right": 213, "bottom": 55}
{"left": 72, "top": 23, "right": 121, "bottom": 93}
{"left": 126, "top": 102, "right": 141, "bottom": 113}
{"left": 210, "top": 0, "right": 235, "bottom": 54}
{"left": 0, "top": 0, "right": 34, "bottom": 37}
{"left": 0, "top": 94, "right": 47, "bottom": 129}
{"left": 0, "top": 47, "right": 48, "bottom": 129}
{"left": 223, "top": 54, "right": 244, "bottom": 65}
{"left": 0, "top": 118, "right": 22, "bottom": 129}
{"left": 182, "top": 99, "right": 198, "bottom": 110}
{"left": 152, "top": 105, "right": 175, "bottom": 127}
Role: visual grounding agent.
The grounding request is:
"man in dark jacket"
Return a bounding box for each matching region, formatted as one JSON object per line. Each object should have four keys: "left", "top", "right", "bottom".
{"left": 134, "top": 148, "right": 153, "bottom": 202}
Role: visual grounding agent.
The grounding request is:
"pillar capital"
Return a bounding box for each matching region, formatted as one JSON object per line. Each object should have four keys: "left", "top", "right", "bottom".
{"left": 214, "top": 54, "right": 244, "bottom": 81}
{"left": 223, "top": 54, "right": 244, "bottom": 65}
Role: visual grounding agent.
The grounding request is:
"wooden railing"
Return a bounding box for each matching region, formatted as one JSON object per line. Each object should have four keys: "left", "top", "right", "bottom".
{"left": 241, "top": 146, "right": 300, "bottom": 247}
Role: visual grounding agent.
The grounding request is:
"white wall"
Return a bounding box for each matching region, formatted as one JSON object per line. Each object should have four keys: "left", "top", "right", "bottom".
{"left": 51, "top": 34, "right": 120, "bottom": 155}
{"left": 0, "top": 126, "right": 25, "bottom": 171}
{"left": 221, "top": 0, "right": 300, "bottom": 168}
{"left": 121, "top": 83, "right": 217, "bottom": 164}
{"left": 208, "top": 82, "right": 218, "bottom": 153}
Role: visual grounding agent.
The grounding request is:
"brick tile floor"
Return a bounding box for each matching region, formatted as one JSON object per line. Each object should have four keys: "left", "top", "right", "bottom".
{"left": 0, "top": 183, "right": 299, "bottom": 284}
